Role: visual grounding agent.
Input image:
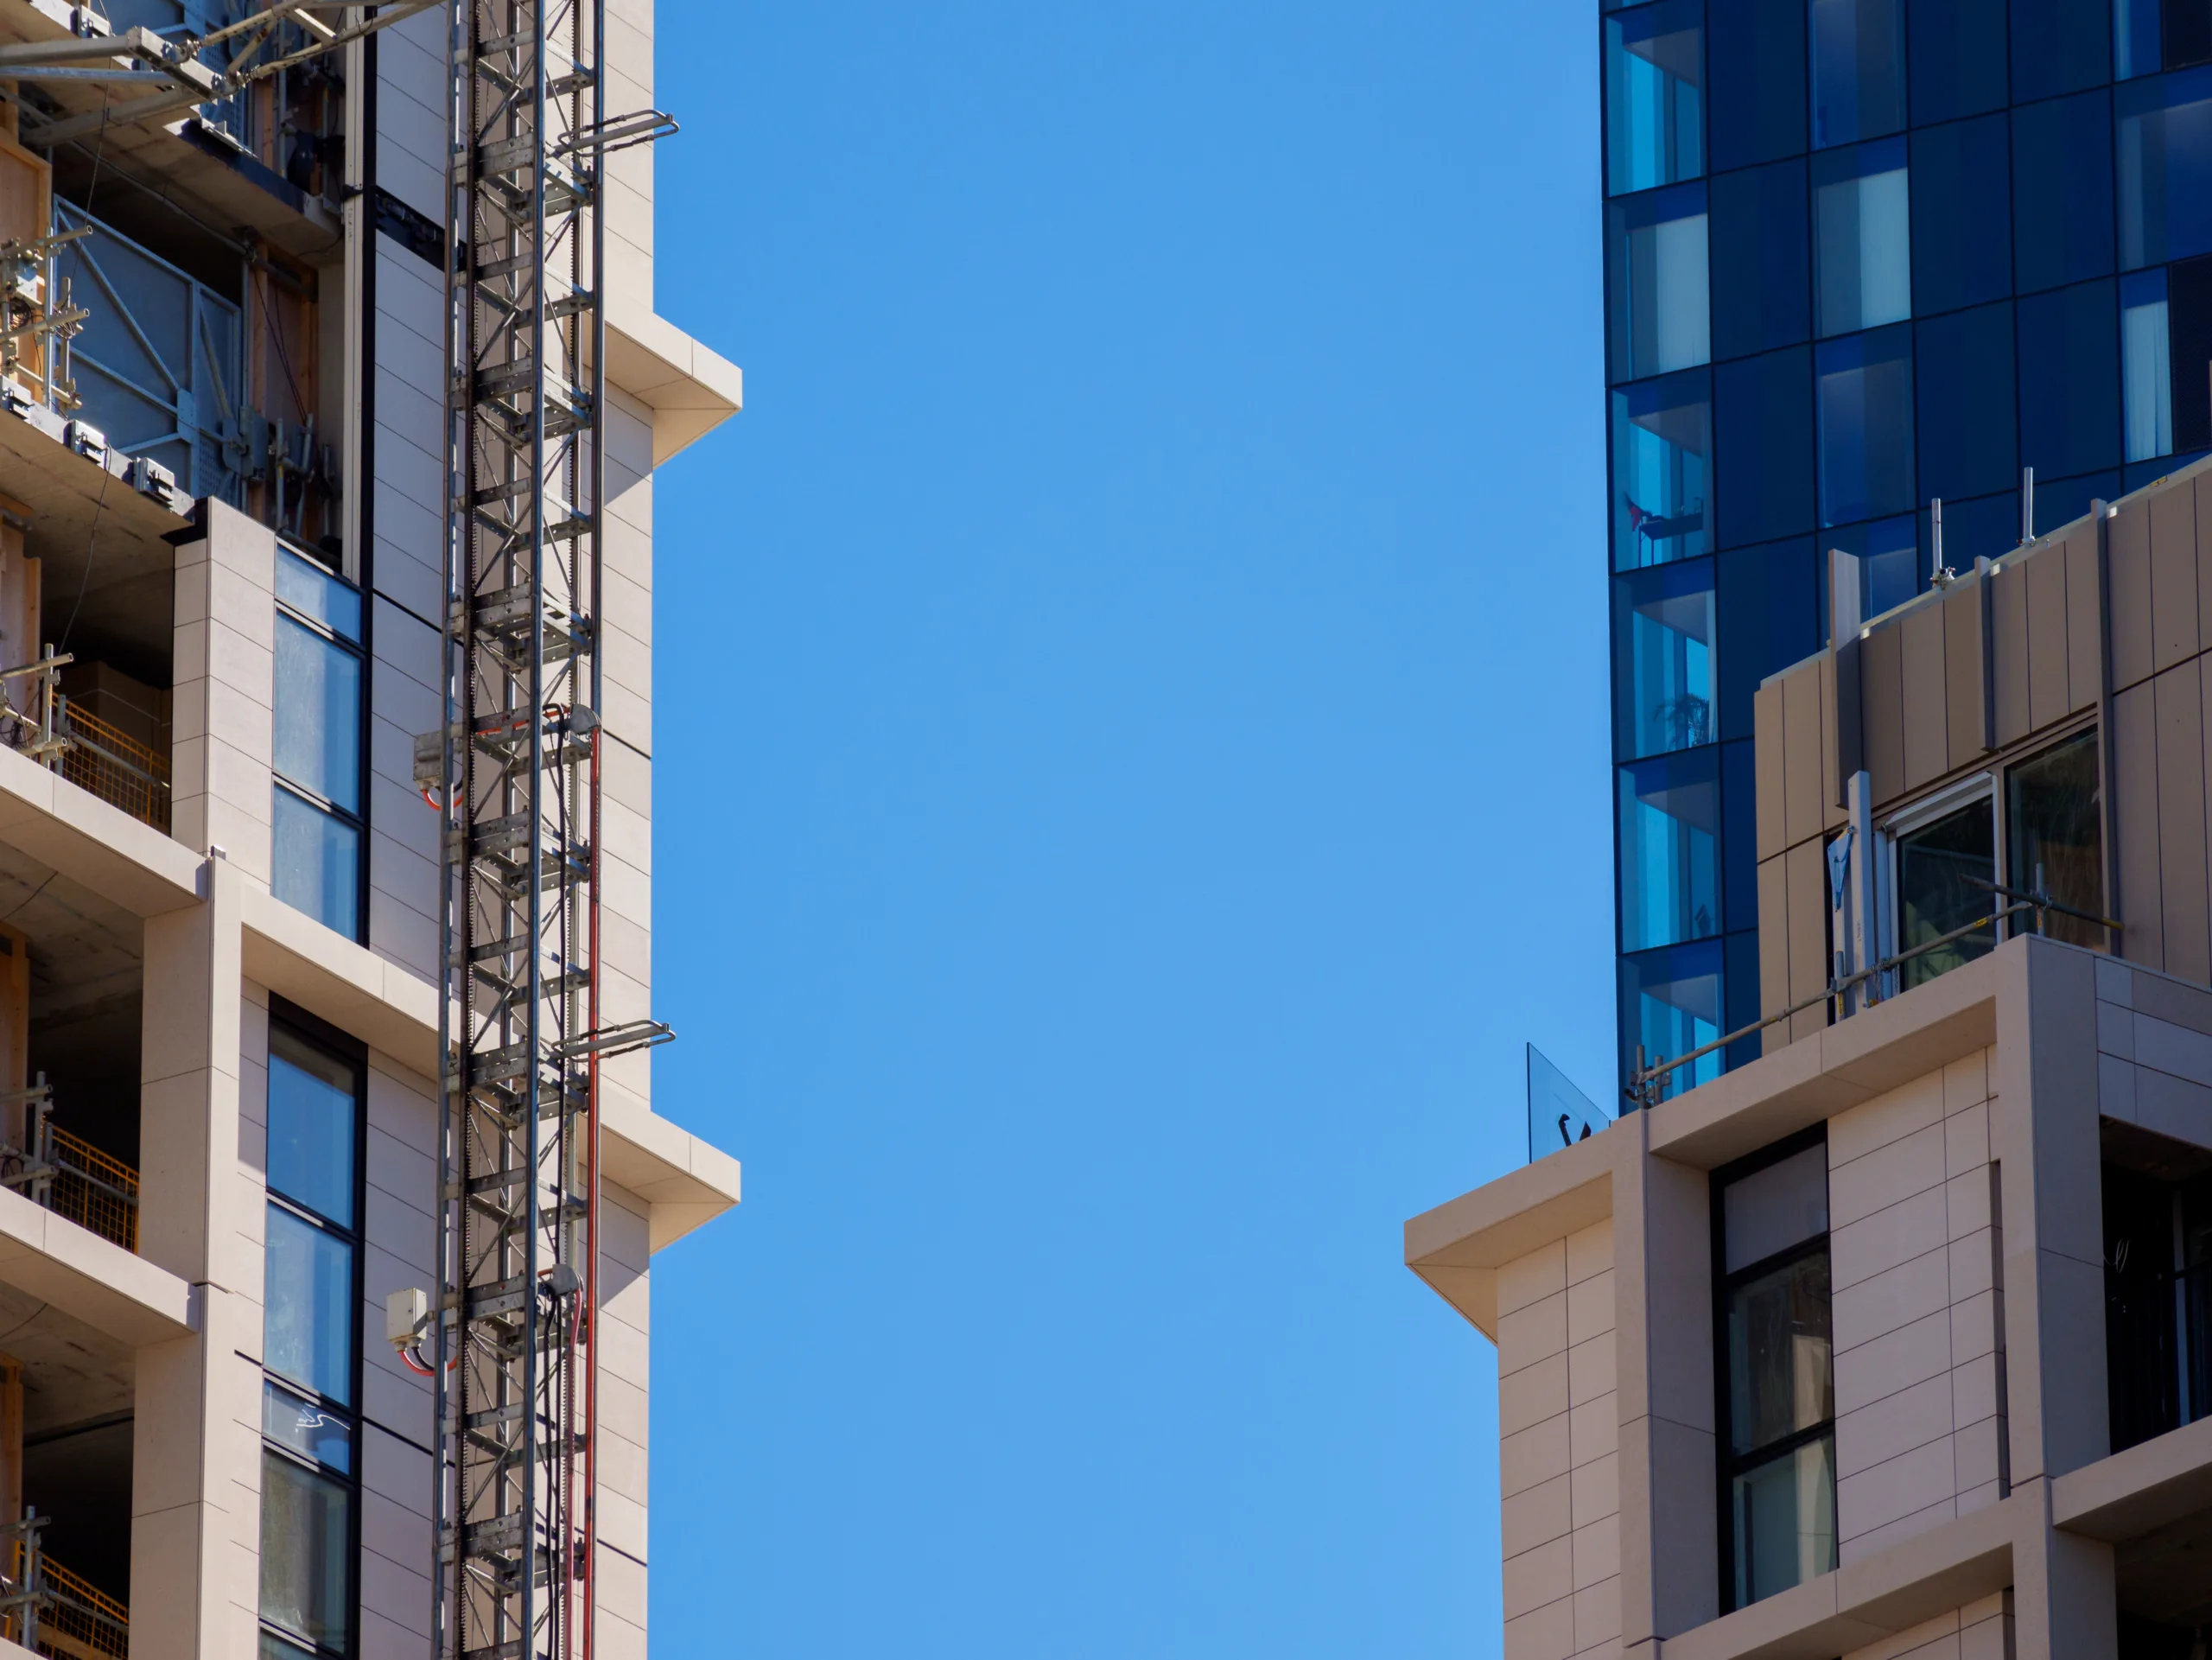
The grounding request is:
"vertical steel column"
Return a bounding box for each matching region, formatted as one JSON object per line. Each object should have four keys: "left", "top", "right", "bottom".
{"left": 434, "top": 0, "right": 603, "bottom": 1655}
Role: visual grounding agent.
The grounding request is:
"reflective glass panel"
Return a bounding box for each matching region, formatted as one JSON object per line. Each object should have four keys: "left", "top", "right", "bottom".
{"left": 273, "top": 614, "right": 360, "bottom": 814}
{"left": 264, "top": 1203, "right": 353, "bottom": 1405}
{"left": 263, "top": 1378, "right": 353, "bottom": 1474}
{"left": 1727, "top": 1252, "right": 1835, "bottom": 1449}
{"left": 276, "top": 547, "right": 361, "bottom": 644}
{"left": 2173, "top": 0, "right": 2212, "bottom": 67}
{"left": 1810, "top": 0, "right": 1905, "bottom": 146}
{"left": 2007, "top": 731, "right": 2107, "bottom": 949}
{"left": 2118, "top": 67, "right": 2212, "bottom": 270}
{"left": 260, "top": 1452, "right": 352, "bottom": 1652}
{"left": 1917, "top": 302, "right": 2019, "bottom": 502}
{"left": 1610, "top": 183, "right": 1712, "bottom": 381}
{"left": 1910, "top": 116, "right": 2012, "bottom": 315}
{"left": 1918, "top": 490, "right": 2019, "bottom": 570}
{"left": 1619, "top": 748, "right": 1724, "bottom": 951}
{"left": 2124, "top": 266, "right": 2176, "bottom": 460}
{"left": 1712, "top": 161, "right": 1811, "bottom": 359}
{"left": 1909, "top": 0, "right": 2009, "bottom": 124}
{"left": 1612, "top": 372, "right": 1713, "bottom": 569}
{"left": 1817, "top": 325, "right": 1916, "bottom": 525}
{"left": 1716, "top": 347, "right": 1815, "bottom": 547}
{"left": 1824, "top": 514, "right": 1921, "bottom": 626}
{"left": 1725, "top": 1145, "right": 1831, "bottom": 1274}
{"left": 268, "top": 1024, "right": 356, "bottom": 1227}
{"left": 1613, "top": 559, "right": 1717, "bottom": 759}
{"left": 2174, "top": 253, "right": 2212, "bottom": 454}
{"left": 1812, "top": 139, "right": 1910, "bottom": 337}
{"left": 2119, "top": 0, "right": 2162, "bottom": 75}
{"left": 2011, "top": 0, "right": 2113, "bottom": 100}
{"left": 2018, "top": 281, "right": 2122, "bottom": 480}
{"left": 1608, "top": 0, "right": 1705, "bottom": 195}
{"left": 1897, "top": 798, "right": 1996, "bottom": 989}
{"left": 2014, "top": 92, "right": 2117, "bottom": 296}
{"left": 273, "top": 785, "right": 361, "bottom": 942}
{"left": 1732, "top": 1436, "right": 1839, "bottom": 1606}
{"left": 1711, "top": 0, "right": 1809, "bottom": 169}
{"left": 1618, "top": 939, "right": 1725, "bottom": 1097}
{"left": 1529, "top": 1044, "right": 1610, "bottom": 1160}
{"left": 1718, "top": 538, "right": 1818, "bottom": 739}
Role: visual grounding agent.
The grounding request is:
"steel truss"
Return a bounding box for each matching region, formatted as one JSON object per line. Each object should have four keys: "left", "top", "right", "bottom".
{"left": 432, "top": 0, "right": 609, "bottom": 1657}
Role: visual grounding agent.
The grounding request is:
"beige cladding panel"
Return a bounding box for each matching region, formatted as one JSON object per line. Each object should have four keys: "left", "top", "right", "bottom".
{"left": 2151, "top": 479, "right": 2201, "bottom": 675}
{"left": 2154, "top": 660, "right": 2211, "bottom": 985}
{"left": 2063, "top": 529, "right": 2102, "bottom": 716}
{"left": 1864, "top": 622, "right": 1906, "bottom": 803}
{"left": 1759, "top": 855, "right": 1790, "bottom": 1047}
{"left": 1786, "top": 838, "right": 1829, "bottom": 1046}
{"left": 1823, "top": 651, "right": 1847, "bottom": 833}
{"left": 1838, "top": 1592, "right": 2012, "bottom": 1660}
{"left": 2200, "top": 473, "right": 2212, "bottom": 646}
{"left": 1783, "top": 650, "right": 1826, "bottom": 849}
{"left": 1757, "top": 677, "right": 1786, "bottom": 862}
{"left": 1942, "top": 581, "right": 1987, "bottom": 773}
{"left": 2113, "top": 678, "right": 2164, "bottom": 971}
{"left": 2024, "top": 541, "right": 2071, "bottom": 734}
{"left": 2109, "top": 499, "right": 2155, "bottom": 692}
{"left": 1991, "top": 562, "right": 2032, "bottom": 748}
{"left": 1901, "top": 601, "right": 1947, "bottom": 793}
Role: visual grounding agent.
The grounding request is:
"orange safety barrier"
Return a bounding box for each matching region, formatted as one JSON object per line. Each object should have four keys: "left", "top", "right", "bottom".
{"left": 33, "top": 1555, "right": 126, "bottom": 1660}
{"left": 56, "top": 703, "right": 168, "bottom": 834}
{"left": 45, "top": 1125, "right": 136, "bottom": 1253}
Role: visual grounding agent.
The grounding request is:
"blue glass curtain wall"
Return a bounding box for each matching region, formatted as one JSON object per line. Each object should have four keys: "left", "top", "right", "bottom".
{"left": 1601, "top": 0, "right": 2212, "bottom": 1093}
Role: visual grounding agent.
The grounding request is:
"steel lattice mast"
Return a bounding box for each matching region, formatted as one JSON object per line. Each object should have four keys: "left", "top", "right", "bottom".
{"left": 434, "top": 0, "right": 608, "bottom": 1655}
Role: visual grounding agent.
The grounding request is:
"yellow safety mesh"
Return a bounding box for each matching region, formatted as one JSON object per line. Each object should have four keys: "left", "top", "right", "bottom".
{"left": 34, "top": 1555, "right": 127, "bottom": 1660}
{"left": 58, "top": 705, "right": 169, "bottom": 833}
{"left": 47, "top": 1127, "right": 137, "bottom": 1253}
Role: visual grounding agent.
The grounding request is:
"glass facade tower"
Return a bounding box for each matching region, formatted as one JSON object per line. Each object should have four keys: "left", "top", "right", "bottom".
{"left": 1604, "top": 0, "right": 2212, "bottom": 1094}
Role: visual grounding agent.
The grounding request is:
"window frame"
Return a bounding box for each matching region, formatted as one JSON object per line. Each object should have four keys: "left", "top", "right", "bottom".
{"left": 270, "top": 541, "right": 370, "bottom": 944}
{"left": 1711, "top": 1124, "right": 1837, "bottom": 1615}
{"left": 258, "top": 1000, "right": 366, "bottom": 1660}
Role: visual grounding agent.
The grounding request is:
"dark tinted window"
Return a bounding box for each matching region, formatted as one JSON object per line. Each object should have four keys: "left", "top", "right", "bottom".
{"left": 1718, "top": 347, "right": 1817, "bottom": 547}
{"left": 2007, "top": 730, "right": 2107, "bottom": 948}
{"left": 1825, "top": 513, "right": 1922, "bottom": 623}
{"left": 1917, "top": 302, "right": 2020, "bottom": 500}
{"left": 2013, "top": 93, "right": 2116, "bottom": 297}
{"left": 2117, "top": 67, "right": 2212, "bottom": 270}
{"left": 1897, "top": 798, "right": 1996, "bottom": 989}
{"left": 1911, "top": 116, "right": 2013, "bottom": 316}
{"left": 1920, "top": 489, "right": 2022, "bottom": 565}
{"left": 2032, "top": 469, "right": 2122, "bottom": 535}
{"left": 2018, "top": 279, "right": 2123, "bottom": 479}
{"left": 1909, "top": 0, "right": 2009, "bottom": 124}
{"left": 1723, "top": 739, "right": 1758, "bottom": 940}
{"left": 1811, "top": 0, "right": 1908, "bottom": 146}
{"left": 2176, "top": 252, "right": 2212, "bottom": 452}
{"left": 1713, "top": 161, "right": 1813, "bottom": 359}
{"left": 1712, "top": 0, "right": 1810, "bottom": 169}
{"left": 2172, "top": 0, "right": 2212, "bottom": 67}
{"left": 2012, "top": 0, "right": 2113, "bottom": 99}
{"left": 1817, "top": 324, "right": 1916, "bottom": 525}
{"left": 1718, "top": 537, "right": 1819, "bottom": 739}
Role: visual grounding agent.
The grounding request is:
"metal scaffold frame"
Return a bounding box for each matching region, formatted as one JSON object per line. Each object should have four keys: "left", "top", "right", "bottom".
{"left": 432, "top": 0, "right": 609, "bottom": 1657}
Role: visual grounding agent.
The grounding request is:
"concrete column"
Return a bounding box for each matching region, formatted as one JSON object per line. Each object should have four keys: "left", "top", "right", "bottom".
{"left": 2012, "top": 1479, "right": 2116, "bottom": 1660}
{"left": 132, "top": 857, "right": 261, "bottom": 1660}
{"left": 170, "top": 500, "right": 276, "bottom": 882}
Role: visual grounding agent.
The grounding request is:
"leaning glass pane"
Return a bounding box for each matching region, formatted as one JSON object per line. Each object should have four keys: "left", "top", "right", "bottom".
{"left": 1611, "top": 372, "right": 1712, "bottom": 570}
{"left": 2007, "top": 731, "right": 2106, "bottom": 948}
{"left": 1612, "top": 559, "right": 1717, "bottom": 760}
{"left": 1816, "top": 325, "right": 1916, "bottom": 526}
{"left": 1810, "top": 0, "right": 1906, "bottom": 147}
{"left": 276, "top": 546, "right": 363, "bottom": 643}
{"left": 273, "top": 613, "right": 362, "bottom": 813}
{"left": 1618, "top": 749, "right": 1724, "bottom": 951}
{"left": 272, "top": 785, "right": 361, "bottom": 941}
{"left": 268, "top": 1025, "right": 358, "bottom": 1226}
{"left": 1618, "top": 940, "right": 1726, "bottom": 1097}
{"left": 263, "top": 1377, "right": 353, "bottom": 1473}
{"left": 2118, "top": 67, "right": 2212, "bottom": 270}
{"left": 1897, "top": 798, "right": 1997, "bottom": 989}
{"left": 264, "top": 1203, "right": 354, "bottom": 1405}
{"left": 1811, "top": 138, "right": 1910, "bottom": 337}
{"left": 260, "top": 1451, "right": 352, "bottom": 1652}
{"left": 2123, "top": 268, "right": 2175, "bottom": 461}
{"left": 1607, "top": 0, "right": 1704, "bottom": 196}
{"left": 1732, "top": 1434, "right": 1839, "bottom": 1606}
{"left": 1725, "top": 1145, "right": 1832, "bottom": 1273}
{"left": 1727, "top": 1250, "right": 1834, "bottom": 1450}
{"left": 1609, "top": 183, "right": 1712, "bottom": 381}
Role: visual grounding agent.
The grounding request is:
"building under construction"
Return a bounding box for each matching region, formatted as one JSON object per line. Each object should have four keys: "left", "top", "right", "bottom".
{"left": 0, "top": 2, "right": 747, "bottom": 1658}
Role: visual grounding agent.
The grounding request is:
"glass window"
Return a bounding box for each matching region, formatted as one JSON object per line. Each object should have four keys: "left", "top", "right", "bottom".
{"left": 2125, "top": 266, "right": 2176, "bottom": 460}
{"left": 273, "top": 785, "right": 362, "bottom": 942}
{"left": 1529, "top": 1045, "right": 1610, "bottom": 1159}
{"left": 1712, "top": 161, "right": 1811, "bottom": 360}
{"left": 1917, "top": 489, "right": 2020, "bottom": 569}
{"left": 264, "top": 1205, "right": 353, "bottom": 1404}
{"left": 1910, "top": 117, "right": 2012, "bottom": 316}
{"left": 276, "top": 547, "right": 363, "bottom": 644}
{"left": 1718, "top": 537, "right": 1818, "bottom": 741}
{"left": 274, "top": 616, "right": 361, "bottom": 814}
{"left": 1619, "top": 939, "right": 1726, "bottom": 1096}
{"left": 262, "top": 1378, "right": 353, "bottom": 1475}
{"left": 2176, "top": 253, "right": 2212, "bottom": 453}
{"left": 2031, "top": 469, "right": 2122, "bottom": 536}
{"left": 1613, "top": 371, "right": 1713, "bottom": 570}
{"left": 1710, "top": 0, "right": 1809, "bottom": 170}
{"left": 2172, "top": 0, "right": 2212, "bottom": 67}
{"left": 267, "top": 1025, "right": 357, "bottom": 1226}
{"left": 1823, "top": 513, "right": 1922, "bottom": 627}
{"left": 1611, "top": 182, "right": 1713, "bottom": 382}
{"left": 1910, "top": 0, "right": 2009, "bottom": 125}
{"left": 2012, "top": 0, "right": 2113, "bottom": 100}
{"left": 1719, "top": 1136, "right": 1837, "bottom": 1611}
{"left": 2119, "top": 0, "right": 2162, "bottom": 77}
{"left": 1813, "top": 139, "right": 1910, "bottom": 337}
{"left": 2119, "top": 67, "right": 2212, "bottom": 270}
{"left": 1810, "top": 0, "right": 1906, "bottom": 147}
{"left": 1608, "top": 0, "right": 1705, "bottom": 196}
{"left": 260, "top": 1452, "right": 352, "bottom": 1653}
{"left": 2014, "top": 92, "right": 2117, "bottom": 297}
{"left": 1817, "top": 324, "right": 1916, "bottom": 525}
{"left": 1897, "top": 796, "right": 1996, "bottom": 989}
{"left": 1917, "top": 302, "right": 2019, "bottom": 501}
{"left": 2018, "top": 280, "right": 2123, "bottom": 480}
{"left": 1620, "top": 747, "right": 1724, "bottom": 951}
{"left": 1724, "top": 739, "right": 1757, "bottom": 938}
{"left": 1716, "top": 347, "right": 1815, "bottom": 547}
{"left": 2008, "top": 731, "right": 2107, "bottom": 948}
{"left": 1614, "top": 560, "right": 1717, "bottom": 760}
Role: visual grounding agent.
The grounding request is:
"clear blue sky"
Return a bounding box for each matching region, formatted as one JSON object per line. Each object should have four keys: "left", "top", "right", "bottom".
{"left": 646, "top": 4, "right": 1614, "bottom": 1652}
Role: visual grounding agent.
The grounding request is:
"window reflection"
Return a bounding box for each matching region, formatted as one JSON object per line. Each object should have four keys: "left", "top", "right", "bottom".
{"left": 1810, "top": 0, "right": 1906, "bottom": 146}
{"left": 1619, "top": 748, "right": 1724, "bottom": 951}
{"left": 1614, "top": 560, "right": 1717, "bottom": 760}
{"left": 1817, "top": 325, "right": 1916, "bottom": 525}
{"left": 1610, "top": 182, "right": 1712, "bottom": 381}
{"left": 1813, "top": 138, "right": 1910, "bottom": 336}
{"left": 2118, "top": 67, "right": 2212, "bottom": 270}
{"left": 2118, "top": 0, "right": 2162, "bottom": 79}
{"left": 1619, "top": 939, "right": 1726, "bottom": 1096}
{"left": 1823, "top": 513, "right": 1921, "bottom": 626}
{"left": 2124, "top": 267, "right": 2175, "bottom": 459}
{"left": 1608, "top": 0, "right": 1705, "bottom": 196}
{"left": 1612, "top": 372, "right": 1712, "bottom": 570}
{"left": 2013, "top": 91, "right": 2116, "bottom": 296}
{"left": 1897, "top": 797, "right": 1996, "bottom": 989}
{"left": 2018, "top": 282, "right": 2121, "bottom": 482}
{"left": 2007, "top": 731, "right": 2106, "bottom": 949}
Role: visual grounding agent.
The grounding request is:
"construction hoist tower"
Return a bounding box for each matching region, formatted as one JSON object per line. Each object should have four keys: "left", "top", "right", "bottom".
{"left": 430, "top": 0, "right": 670, "bottom": 1655}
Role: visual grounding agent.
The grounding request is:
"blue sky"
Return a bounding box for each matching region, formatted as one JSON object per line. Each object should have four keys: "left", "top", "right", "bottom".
{"left": 646, "top": 3, "right": 1613, "bottom": 1652}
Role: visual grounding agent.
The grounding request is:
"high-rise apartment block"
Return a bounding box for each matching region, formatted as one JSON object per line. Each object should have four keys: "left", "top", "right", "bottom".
{"left": 0, "top": 3, "right": 747, "bottom": 1660}
{"left": 1607, "top": 0, "right": 2212, "bottom": 1096}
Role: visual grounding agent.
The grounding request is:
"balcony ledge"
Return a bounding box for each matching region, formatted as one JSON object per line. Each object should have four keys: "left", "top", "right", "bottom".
{"left": 605, "top": 301, "right": 743, "bottom": 467}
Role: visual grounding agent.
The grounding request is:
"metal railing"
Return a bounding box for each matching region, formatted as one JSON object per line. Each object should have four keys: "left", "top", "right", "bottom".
{"left": 0, "top": 1514, "right": 129, "bottom": 1660}
{"left": 0, "top": 653, "right": 172, "bottom": 834}
{"left": 0, "top": 1078, "right": 140, "bottom": 1254}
